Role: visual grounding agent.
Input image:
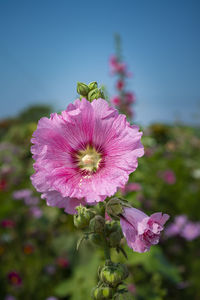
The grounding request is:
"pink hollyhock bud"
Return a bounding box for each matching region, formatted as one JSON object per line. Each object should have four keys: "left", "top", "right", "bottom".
{"left": 116, "top": 80, "right": 124, "bottom": 90}
{"left": 0, "top": 178, "right": 7, "bottom": 191}
{"left": 120, "top": 207, "right": 169, "bottom": 253}
{"left": 8, "top": 271, "right": 22, "bottom": 286}
{"left": 111, "top": 96, "right": 121, "bottom": 106}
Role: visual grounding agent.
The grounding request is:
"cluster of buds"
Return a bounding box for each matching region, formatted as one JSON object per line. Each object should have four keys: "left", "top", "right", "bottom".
{"left": 109, "top": 35, "right": 135, "bottom": 120}
{"left": 92, "top": 261, "right": 129, "bottom": 299}
{"left": 77, "top": 81, "right": 105, "bottom": 101}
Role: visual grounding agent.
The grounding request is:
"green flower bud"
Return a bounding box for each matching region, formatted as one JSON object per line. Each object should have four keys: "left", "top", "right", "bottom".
{"left": 73, "top": 205, "right": 94, "bottom": 229}
{"left": 90, "top": 233, "right": 104, "bottom": 246}
{"left": 100, "top": 263, "right": 128, "bottom": 287}
{"left": 95, "top": 202, "right": 105, "bottom": 217}
{"left": 106, "top": 198, "right": 123, "bottom": 220}
{"left": 77, "top": 82, "right": 89, "bottom": 96}
{"left": 90, "top": 215, "right": 105, "bottom": 233}
{"left": 88, "top": 81, "right": 98, "bottom": 91}
{"left": 105, "top": 221, "right": 120, "bottom": 235}
{"left": 108, "top": 231, "right": 123, "bottom": 248}
{"left": 88, "top": 88, "right": 102, "bottom": 101}
{"left": 91, "top": 286, "right": 114, "bottom": 299}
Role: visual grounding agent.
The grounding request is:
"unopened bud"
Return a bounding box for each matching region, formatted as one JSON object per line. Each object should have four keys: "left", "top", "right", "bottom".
{"left": 100, "top": 263, "right": 128, "bottom": 287}
{"left": 108, "top": 231, "right": 123, "bottom": 248}
{"left": 88, "top": 88, "right": 104, "bottom": 101}
{"left": 77, "top": 82, "right": 89, "bottom": 96}
{"left": 91, "top": 286, "right": 114, "bottom": 299}
{"left": 88, "top": 81, "right": 98, "bottom": 91}
{"left": 106, "top": 198, "right": 123, "bottom": 220}
{"left": 90, "top": 233, "right": 104, "bottom": 246}
{"left": 73, "top": 205, "right": 94, "bottom": 229}
{"left": 90, "top": 215, "right": 105, "bottom": 233}
{"left": 95, "top": 202, "right": 106, "bottom": 217}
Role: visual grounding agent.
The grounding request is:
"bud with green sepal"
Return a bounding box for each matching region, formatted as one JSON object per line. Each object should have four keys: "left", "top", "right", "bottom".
{"left": 106, "top": 197, "right": 131, "bottom": 220}
{"left": 88, "top": 81, "right": 98, "bottom": 91}
{"left": 77, "top": 82, "right": 89, "bottom": 97}
{"left": 88, "top": 88, "right": 105, "bottom": 102}
{"left": 91, "top": 285, "right": 114, "bottom": 300}
{"left": 90, "top": 215, "right": 105, "bottom": 233}
{"left": 73, "top": 205, "right": 94, "bottom": 229}
{"left": 95, "top": 202, "right": 106, "bottom": 217}
{"left": 90, "top": 233, "right": 104, "bottom": 246}
{"left": 100, "top": 262, "right": 129, "bottom": 287}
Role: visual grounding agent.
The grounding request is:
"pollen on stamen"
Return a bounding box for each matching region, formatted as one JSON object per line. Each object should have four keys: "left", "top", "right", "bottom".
{"left": 76, "top": 145, "right": 102, "bottom": 172}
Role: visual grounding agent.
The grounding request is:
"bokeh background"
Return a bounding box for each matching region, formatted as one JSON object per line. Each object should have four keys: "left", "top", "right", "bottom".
{"left": 0, "top": 1, "right": 200, "bottom": 299}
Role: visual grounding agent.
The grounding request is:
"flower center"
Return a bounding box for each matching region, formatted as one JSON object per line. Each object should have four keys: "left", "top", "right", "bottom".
{"left": 76, "top": 145, "right": 102, "bottom": 172}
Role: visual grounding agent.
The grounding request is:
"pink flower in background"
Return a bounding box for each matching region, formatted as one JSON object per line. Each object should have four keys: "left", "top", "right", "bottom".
{"left": 161, "top": 170, "right": 176, "bottom": 185}
{"left": 8, "top": 271, "right": 22, "bottom": 286}
{"left": 120, "top": 207, "right": 169, "bottom": 253}
{"left": 111, "top": 96, "right": 121, "bottom": 106}
{"left": 13, "top": 189, "right": 32, "bottom": 200}
{"left": 109, "top": 55, "right": 127, "bottom": 75}
{"left": 124, "top": 92, "right": 136, "bottom": 104}
{"left": 1, "top": 219, "right": 15, "bottom": 228}
{"left": 56, "top": 257, "right": 69, "bottom": 268}
{"left": 116, "top": 80, "right": 124, "bottom": 90}
{"left": 165, "top": 215, "right": 200, "bottom": 241}
{"left": 121, "top": 182, "right": 142, "bottom": 194}
{"left": 31, "top": 98, "right": 143, "bottom": 213}
{"left": 180, "top": 222, "right": 200, "bottom": 241}
{"left": 165, "top": 215, "right": 187, "bottom": 237}
{"left": 128, "top": 283, "right": 136, "bottom": 295}
{"left": 4, "top": 295, "right": 16, "bottom": 300}
{"left": 29, "top": 206, "right": 43, "bottom": 219}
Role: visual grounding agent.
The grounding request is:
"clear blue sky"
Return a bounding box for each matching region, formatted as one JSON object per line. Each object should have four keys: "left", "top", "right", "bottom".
{"left": 0, "top": 0, "right": 200, "bottom": 125}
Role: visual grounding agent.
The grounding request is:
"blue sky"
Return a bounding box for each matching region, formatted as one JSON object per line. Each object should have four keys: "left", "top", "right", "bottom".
{"left": 0, "top": 0, "right": 200, "bottom": 125}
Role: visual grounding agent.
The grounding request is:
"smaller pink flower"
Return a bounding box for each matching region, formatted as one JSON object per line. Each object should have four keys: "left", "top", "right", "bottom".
{"left": 180, "top": 222, "right": 200, "bottom": 241}
{"left": 120, "top": 207, "right": 169, "bottom": 253}
{"left": 116, "top": 80, "right": 124, "bottom": 91}
{"left": 111, "top": 96, "right": 121, "bottom": 106}
{"left": 56, "top": 257, "right": 69, "bottom": 268}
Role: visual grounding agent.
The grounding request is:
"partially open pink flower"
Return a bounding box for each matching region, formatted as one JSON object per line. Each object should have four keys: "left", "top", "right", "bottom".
{"left": 31, "top": 98, "right": 143, "bottom": 214}
{"left": 120, "top": 207, "right": 169, "bottom": 253}
{"left": 124, "top": 92, "right": 136, "bottom": 104}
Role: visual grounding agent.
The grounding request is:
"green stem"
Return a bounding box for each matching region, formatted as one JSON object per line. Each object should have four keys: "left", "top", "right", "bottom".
{"left": 104, "top": 240, "right": 111, "bottom": 261}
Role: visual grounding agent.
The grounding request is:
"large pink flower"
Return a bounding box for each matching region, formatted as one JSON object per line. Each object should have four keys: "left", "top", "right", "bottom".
{"left": 120, "top": 207, "right": 169, "bottom": 253}
{"left": 31, "top": 98, "right": 144, "bottom": 213}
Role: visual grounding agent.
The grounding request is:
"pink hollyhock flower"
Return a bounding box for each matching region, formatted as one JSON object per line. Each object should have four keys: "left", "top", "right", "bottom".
{"left": 8, "top": 271, "right": 22, "bottom": 286}
{"left": 120, "top": 207, "right": 169, "bottom": 253}
{"left": 116, "top": 80, "right": 124, "bottom": 90}
{"left": 31, "top": 98, "right": 143, "bottom": 213}
{"left": 111, "top": 96, "right": 121, "bottom": 106}
{"left": 109, "top": 55, "right": 127, "bottom": 75}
